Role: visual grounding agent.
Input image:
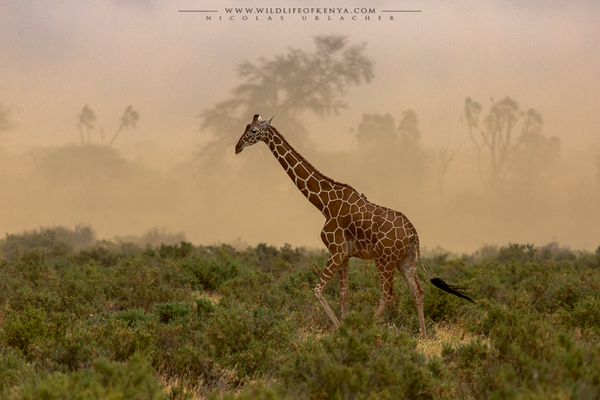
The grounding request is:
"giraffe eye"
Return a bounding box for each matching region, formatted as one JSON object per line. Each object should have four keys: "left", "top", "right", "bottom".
{"left": 251, "top": 128, "right": 259, "bottom": 134}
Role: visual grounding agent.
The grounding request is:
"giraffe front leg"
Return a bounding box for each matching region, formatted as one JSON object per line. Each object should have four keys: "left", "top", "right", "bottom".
{"left": 338, "top": 259, "right": 350, "bottom": 320}
{"left": 314, "top": 251, "right": 346, "bottom": 328}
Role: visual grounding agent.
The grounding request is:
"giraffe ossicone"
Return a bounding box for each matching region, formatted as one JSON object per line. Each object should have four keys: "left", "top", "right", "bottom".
{"left": 235, "top": 114, "right": 474, "bottom": 339}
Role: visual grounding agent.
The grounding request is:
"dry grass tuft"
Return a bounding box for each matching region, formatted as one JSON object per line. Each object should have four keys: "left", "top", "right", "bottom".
{"left": 193, "top": 290, "right": 223, "bottom": 304}
{"left": 157, "top": 367, "right": 240, "bottom": 400}
{"left": 418, "top": 322, "right": 490, "bottom": 361}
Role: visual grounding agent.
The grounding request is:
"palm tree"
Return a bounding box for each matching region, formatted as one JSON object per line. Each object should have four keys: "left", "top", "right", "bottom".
{"left": 109, "top": 106, "right": 139, "bottom": 146}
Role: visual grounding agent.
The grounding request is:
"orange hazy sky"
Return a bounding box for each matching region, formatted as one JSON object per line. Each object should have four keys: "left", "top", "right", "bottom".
{"left": 1, "top": 0, "right": 598, "bottom": 152}
{"left": 1, "top": 1, "right": 599, "bottom": 251}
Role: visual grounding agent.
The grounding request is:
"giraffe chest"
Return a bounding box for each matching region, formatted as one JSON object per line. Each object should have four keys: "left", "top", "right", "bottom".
{"left": 345, "top": 219, "right": 378, "bottom": 259}
{"left": 347, "top": 238, "right": 376, "bottom": 259}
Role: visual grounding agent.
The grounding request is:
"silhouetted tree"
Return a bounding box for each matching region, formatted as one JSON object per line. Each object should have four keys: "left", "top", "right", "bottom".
{"left": 433, "top": 143, "right": 460, "bottom": 200}
{"left": 398, "top": 109, "right": 420, "bottom": 150}
{"left": 352, "top": 111, "right": 427, "bottom": 200}
{"left": 77, "top": 105, "right": 96, "bottom": 146}
{"left": 198, "top": 34, "right": 374, "bottom": 162}
{"left": 463, "top": 97, "right": 558, "bottom": 192}
{"left": 109, "top": 106, "right": 139, "bottom": 146}
{"left": 510, "top": 109, "right": 559, "bottom": 187}
{"left": 356, "top": 113, "right": 397, "bottom": 151}
{"left": 0, "top": 104, "right": 13, "bottom": 132}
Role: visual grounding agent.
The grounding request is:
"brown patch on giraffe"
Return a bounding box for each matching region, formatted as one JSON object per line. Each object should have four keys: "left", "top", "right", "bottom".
{"left": 295, "top": 164, "right": 310, "bottom": 181}
{"left": 284, "top": 152, "right": 297, "bottom": 167}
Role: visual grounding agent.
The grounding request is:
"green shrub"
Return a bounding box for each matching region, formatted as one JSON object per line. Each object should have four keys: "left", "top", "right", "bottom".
{"left": 279, "top": 318, "right": 438, "bottom": 400}
{"left": 1, "top": 236, "right": 599, "bottom": 398}
{"left": 154, "top": 302, "right": 192, "bottom": 324}
{"left": 113, "top": 308, "right": 155, "bottom": 327}
{"left": 77, "top": 244, "right": 121, "bottom": 267}
{"left": 93, "top": 318, "right": 157, "bottom": 362}
{"left": 195, "top": 297, "right": 216, "bottom": 317}
{"left": 2, "top": 354, "right": 165, "bottom": 400}
{"left": 2, "top": 307, "right": 50, "bottom": 358}
{"left": 210, "top": 383, "right": 281, "bottom": 400}
{"left": 0, "top": 346, "right": 33, "bottom": 391}
{"left": 497, "top": 243, "right": 536, "bottom": 263}
{"left": 204, "top": 304, "right": 290, "bottom": 376}
{"left": 425, "top": 283, "right": 461, "bottom": 322}
{"left": 0, "top": 230, "right": 72, "bottom": 258}
{"left": 181, "top": 248, "right": 241, "bottom": 291}
{"left": 537, "top": 280, "right": 583, "bottom": 311}
{"left": 155, "top": 343, "right": 238, "bottom": 396}
{"left": 570, "top": 297, "right": 600, "bottom": 330}
{"left": 51, "top": 325, "right": 96, "bottom": 372}
{"left": 109, "top": 259, "right": 188, "bottom": 310}
{"left": 160, "top": 241, "right": 194, "bottom": 259}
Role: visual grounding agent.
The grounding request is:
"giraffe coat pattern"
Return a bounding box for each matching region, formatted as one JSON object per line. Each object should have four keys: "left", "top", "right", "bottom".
{"left": 235, "top": 114, "right": 473, "bottom": 338}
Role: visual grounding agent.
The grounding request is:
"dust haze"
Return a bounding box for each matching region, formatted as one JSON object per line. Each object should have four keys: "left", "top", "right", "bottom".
{"left": 1, "top": 1, "right": 599, "bottom": 252}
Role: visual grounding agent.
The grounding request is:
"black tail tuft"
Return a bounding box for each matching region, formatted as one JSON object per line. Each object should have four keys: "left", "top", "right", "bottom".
{"left": 430, "top": 277, "right": 475, "bottom": 303}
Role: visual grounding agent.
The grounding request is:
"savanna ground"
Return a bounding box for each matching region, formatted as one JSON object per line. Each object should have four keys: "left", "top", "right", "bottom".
{"left": 1, "top": 226, "right": 600, "bottom": 399}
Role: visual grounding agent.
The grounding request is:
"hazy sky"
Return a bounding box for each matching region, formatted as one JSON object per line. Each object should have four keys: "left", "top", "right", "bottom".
{"left": 1, "top": 0, "right": 599, "bottom": 152}
{"left": 1, "top": 1, "right": 599, "bottom": 251}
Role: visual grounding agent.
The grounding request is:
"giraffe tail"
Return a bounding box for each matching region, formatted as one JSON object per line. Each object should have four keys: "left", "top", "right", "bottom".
{"left": 411, "top": 235, "right": 475, "bottom": 304}
{"left": 430, "top": 277, "right": 475, "bottom": 303}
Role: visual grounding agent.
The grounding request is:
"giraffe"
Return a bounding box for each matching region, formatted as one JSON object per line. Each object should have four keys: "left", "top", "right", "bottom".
{"left": 235, "top": 114, "right": 474, "bottom": 339}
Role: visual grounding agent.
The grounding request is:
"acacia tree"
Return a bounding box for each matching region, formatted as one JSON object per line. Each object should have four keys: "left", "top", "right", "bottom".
{"left": 198, "top": 34, "right": 374, "bottom": 163}
{"left": 77, "top": 105, "right": 97, "bottom": 146}
{"left": 464, "top": 97, "right": 558, "bottom": 192}
{"left": 109, "top": 106, "right": 139, "bottom": 147}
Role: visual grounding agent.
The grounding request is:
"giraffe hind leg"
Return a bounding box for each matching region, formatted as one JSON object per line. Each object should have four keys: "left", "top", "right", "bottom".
{"left": 373, "top": 260, "right": 395, "bottom": 320}
{"left": 398, "top": 252, "right": 427, "bottom": 339}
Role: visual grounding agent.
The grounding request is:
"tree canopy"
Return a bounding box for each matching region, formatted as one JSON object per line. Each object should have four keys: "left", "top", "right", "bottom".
{"left": 198, "top": 34, "right": 374, "bottom": 159}
{"left": 464, "top": 96, "right": 559, "bottom": 192}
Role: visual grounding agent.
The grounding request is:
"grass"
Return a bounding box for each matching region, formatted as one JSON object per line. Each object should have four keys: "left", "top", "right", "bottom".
{"left": 1, "top": 228, "right": 599, "bottom": 399}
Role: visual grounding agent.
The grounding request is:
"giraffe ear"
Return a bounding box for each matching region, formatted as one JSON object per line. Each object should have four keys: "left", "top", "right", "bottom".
{"left": 265, "top": 116, "right": 274, "bottom": 126}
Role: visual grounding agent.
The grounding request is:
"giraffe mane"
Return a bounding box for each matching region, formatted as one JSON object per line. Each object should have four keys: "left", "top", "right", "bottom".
{"left": 268, "top": 125, "right": 359, "bottom": 194}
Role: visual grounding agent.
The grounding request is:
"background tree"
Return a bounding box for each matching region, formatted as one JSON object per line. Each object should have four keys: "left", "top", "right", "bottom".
{"left": 398, "top": 109, "right": 420, "bottom": 151}
{"left": 109, "top": 106, "right": 139, "bottom": 147}
{"left": 464, "top": 97, "right": 558, "bottom": 193}
{"left": 356, "top": 113, "right": 397, "bottom": 151}
{"left": 464, "top": 97, "right": 520, "bottom": 192}
{"left": 433, "top": 143, "right": 460, "bottom": 200}
{"left": 0, "top": 104, "right": 13, "bottom": 132}
{"left": 77, "top": 105, "right": 96, "bottom": 146}
{"left": 198, "top": 34, "right": 374, "bottom": 165}
{"left": 509, "top": 109, "right": 559, "bottom": 188}
{"left": 351, "top": 110, "right": 427, "bottom": 202}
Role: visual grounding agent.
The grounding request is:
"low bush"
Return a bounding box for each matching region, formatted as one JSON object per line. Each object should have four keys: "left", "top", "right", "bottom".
{"left": 1, "top": 235, "right": 599, "bottom": 399}
{"left": 5, "top": 354, "right": 166, "bottom": 400}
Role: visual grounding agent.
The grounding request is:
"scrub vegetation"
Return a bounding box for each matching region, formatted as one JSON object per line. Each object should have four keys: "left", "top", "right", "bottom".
{"left": 1, "top": 226, "right": 599, "bottom": 399}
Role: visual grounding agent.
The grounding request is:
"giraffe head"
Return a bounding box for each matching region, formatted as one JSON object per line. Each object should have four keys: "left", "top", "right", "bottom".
{"left": 235, "top": 114, "right": 274, "bottom": 154}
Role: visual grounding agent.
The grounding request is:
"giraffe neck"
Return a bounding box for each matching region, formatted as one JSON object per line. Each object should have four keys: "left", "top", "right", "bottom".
{"left": 263, "top": 126, "right": 356, "bottom": 216}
